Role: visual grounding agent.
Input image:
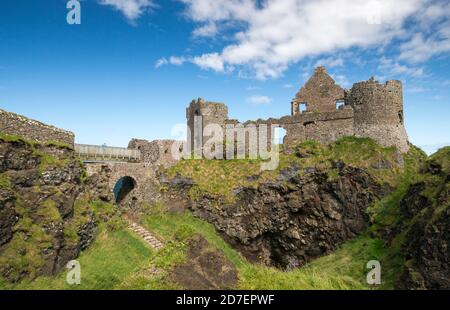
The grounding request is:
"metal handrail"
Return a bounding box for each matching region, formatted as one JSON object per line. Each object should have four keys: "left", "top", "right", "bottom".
{"left": 74, "top": 144, "right": 141, "bottom": 162}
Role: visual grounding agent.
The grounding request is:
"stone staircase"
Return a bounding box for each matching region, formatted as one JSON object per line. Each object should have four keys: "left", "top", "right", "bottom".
{"left": 128, "top": 221, "right": 164, "bottom": 251}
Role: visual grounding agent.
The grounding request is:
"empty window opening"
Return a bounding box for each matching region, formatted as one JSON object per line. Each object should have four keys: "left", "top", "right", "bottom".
{"left": 113, "top": 176, "right": 136, "bottom": 204}
{"left": 274, "top": 127, "right": 287, "bottom": 145}
{"left": 299, "top": 102, "right": 307, "bottom": 113}
{"left": 398, "top": 111, "right": 404, "bottom": 124}
{"left": 336, "top": 100, "right": 345, "bottom": 109}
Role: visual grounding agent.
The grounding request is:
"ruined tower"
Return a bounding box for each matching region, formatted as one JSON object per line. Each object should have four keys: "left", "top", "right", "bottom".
{"left": 186, "top": 98, "right": 228, "bottom": 153}
{"left": 346, "top": 78, "right": 409, "bottom": 153}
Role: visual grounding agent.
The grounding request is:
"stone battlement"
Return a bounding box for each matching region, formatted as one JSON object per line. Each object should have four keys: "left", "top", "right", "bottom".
{"left": 0, "top": 108, "right": 75, "bottom": 147}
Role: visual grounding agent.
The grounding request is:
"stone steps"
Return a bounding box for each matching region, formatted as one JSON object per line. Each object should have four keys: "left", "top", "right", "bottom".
{"left": 128, "top": 221, "right": 164, "bottom": 251}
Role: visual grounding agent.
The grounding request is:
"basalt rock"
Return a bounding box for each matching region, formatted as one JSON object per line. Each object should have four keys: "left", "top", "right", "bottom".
{"left": 397, "top": 155, "right": 450, "bottom": 290}
{"left": 0, "top": 137, "right": 97, "bottom": 282}
{"left": 186, "top": 165, "right": 389, "bottom": 270}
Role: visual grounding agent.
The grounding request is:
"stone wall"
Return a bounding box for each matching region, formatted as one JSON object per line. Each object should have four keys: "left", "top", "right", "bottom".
{"left": 128, "top": 138, "right": 179, "bottom": 169}
{"left": 186, "top": 66, "right": 410, "bottom": 155}
{"left": 347, "top": 78, "right": 409, "bottom": 153}
{"left": 292, "top": 66, "right": 345, "bottom": 114}
{"left": 0, "top": 108, "right": 75, "bottom": 147}
{"left": 280, "top": 108, "right": 354, "bottom": 147}
{"left": 187, "top": 98, "right": 228, "bottom": 153}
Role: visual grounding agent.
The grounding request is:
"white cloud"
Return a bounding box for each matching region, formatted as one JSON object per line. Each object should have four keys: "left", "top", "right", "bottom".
{"left": 192, "top": 22, "right": 218, "bottom": 38}
{"left": 99, "top": 0, "right": 155, "bottom": 21}
{"left": 314, "top": 57, "right": 344, "bottom": 68}
{"left": 399, "top": 1, "right": 450, "bottom": 63}
{"left": 246, "top": 85, "right": 261, "bottom": 91}
{"left": 246, "top": 95, "right": 272, "bottom": 105}
{"left": 192, "top": 53, "right": 225, "bottom": 72}
{"left": 155, "top": 56, "right": 187, "bottom": 68}
{"left": 169, "top": 56, "right": 187, "bottom": 66}
{"left": 176, "top": 0, "right": 425, "bottom": 79}
{"left": 155, "top": 57, "right": 168, "bottom": 68}
{"left": 378, "top": 57, "right": 424, "bottom": 77}
{"left": 400, "top": 30, "right": 450, "bottom": 63}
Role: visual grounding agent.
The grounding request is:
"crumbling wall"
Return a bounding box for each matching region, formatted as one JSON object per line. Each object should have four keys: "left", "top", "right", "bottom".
{"left": 187, "top": 98, "right": 229, "bottom": 153}
{"left": 292, "top": 66, "right": 345, "bottom": 114}
{"left": 280, "top": 108, "right": 354, "bottom": 147}
{"left": 128, "top": 138, "right": 179, "bottom": 169}
{"left": 347, "top": 78, "right": 409, "bottom": 153}
{"left": 0, "top": 109, "right": 75, "bottom": 147}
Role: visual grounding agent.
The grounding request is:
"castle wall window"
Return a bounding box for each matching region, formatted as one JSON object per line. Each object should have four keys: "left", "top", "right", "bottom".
{"left": 299, "top": 102, "right": 307, "bottom": 113}
{"left": 274, "top": 127, "right": 287, "bottom": 145}
{"left": 336, "top": 100, "right": 345, "bottom": 109}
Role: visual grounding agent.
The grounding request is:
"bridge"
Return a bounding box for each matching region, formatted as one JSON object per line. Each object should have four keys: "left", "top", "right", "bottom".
{"left": 75, "top": 144, "right": 147, "bottom": 205}
{"left": 75, "top": 144, "right": 141, "bottom": 163}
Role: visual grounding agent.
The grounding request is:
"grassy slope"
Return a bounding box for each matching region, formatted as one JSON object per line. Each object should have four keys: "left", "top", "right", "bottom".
{"left": 0, "top": 224, "right": 153, "bottom": 290}
{"left": 0, "top": 137, "right": 433, "bottom": 290}
{"left": 140, "top": 210, "right": 394, "bottom": 290}
{"left": 1, "top": 209, "right": 397, "bottom": 290}
{"left": 166, "top": 137, "right": 405, "bottom": 202}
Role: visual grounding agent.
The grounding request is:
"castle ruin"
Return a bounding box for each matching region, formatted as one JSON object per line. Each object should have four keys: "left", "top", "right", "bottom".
{"left": 187, "top": 66, "right": 409, "bottom": 154}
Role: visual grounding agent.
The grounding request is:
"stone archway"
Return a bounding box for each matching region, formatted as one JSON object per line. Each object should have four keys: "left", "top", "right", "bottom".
{"left": 113, "top": 176, "right": 137, "bottom": 204}
{"left": 83, "top": 162, "right": 160, "bottom": 207}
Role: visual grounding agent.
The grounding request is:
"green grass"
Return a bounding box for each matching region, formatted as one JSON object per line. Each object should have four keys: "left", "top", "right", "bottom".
{"left": 166, "top": 137, "right": 408, "bottom": 202}
{"left": 1, "top": 206, "right": 401, "bottom": 290}
{"left": 140, "top": 205, "right": 398, "bottom": 290}
{"left": 0, "top": 173, "right": 11, "bottom": 188}
{"left": 45, "top": 140, "right": 73, "bottom": 150}
{"left": 0, "top": 132, "right": 31, "bottom": 144}
{"left": 0, "top": 225, "right": 153, "bottom": 290}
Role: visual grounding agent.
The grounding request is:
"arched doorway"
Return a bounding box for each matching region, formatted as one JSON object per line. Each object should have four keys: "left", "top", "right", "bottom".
{"left": 113, "top": 176, "right": 136, "bottom": 204}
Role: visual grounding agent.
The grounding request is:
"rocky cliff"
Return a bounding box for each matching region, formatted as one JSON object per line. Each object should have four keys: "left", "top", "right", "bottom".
{"left": 163, "top": 137, "right": 403, "bottom": 270}
{"left": 0, "top": 134, "right": 108, "bottom": 282}
{"left": 395, "top": 147, "right": 449, "bottom": 289}
{"left": 188, "top": 164, "right": 388, "bottom": 269}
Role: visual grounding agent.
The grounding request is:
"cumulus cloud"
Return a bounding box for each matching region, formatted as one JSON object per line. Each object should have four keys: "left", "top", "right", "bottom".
{"left": 314, "top": 57, "right": 344, "bottom": 68}
{"left": 175, "top": 0, "right": 425, "bottom": 79}
{"left": 192, "top": 53, "right": 225, "bottom": 72}
{"left": 192, "top": 22, "right": 218, "bottom": 38}
{"left": 99, "top": 0, "right": 155, "bottom": 21}
{"left": 399, "top": 0, "right": 450, "bottom": 63}
{"left": 246, "top": 95, "right": 272, "bottom": 105}
{"left": 378, "top": 57, "right": 424, "bottom": 77}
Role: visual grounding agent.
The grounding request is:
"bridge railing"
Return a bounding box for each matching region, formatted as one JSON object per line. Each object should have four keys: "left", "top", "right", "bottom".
{"left": 75, "top": 144, "right": 141, "bottom": 162}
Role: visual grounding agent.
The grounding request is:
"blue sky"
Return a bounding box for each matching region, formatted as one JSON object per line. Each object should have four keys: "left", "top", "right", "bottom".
{"left": 0, "top": 0, "right": 449, "bottom": 153}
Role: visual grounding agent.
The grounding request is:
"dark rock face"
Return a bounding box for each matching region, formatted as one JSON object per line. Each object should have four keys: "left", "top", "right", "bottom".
{"left": 0, "top": 187, "right": 16, "bottom": 246}
{"left": 185, "top": 165, "right": 387, "bottom": 270}
{"left": 170, "top": 235, "right": 238, "bottom": 290}
{"left": 85, "top": 164, "right": 114, "bottom": 203}
{"left": 0, "top": 138, "right": 97, "bottom": 282}
{"left": 398, "top": 160, "right": 450, "bottom": 290}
